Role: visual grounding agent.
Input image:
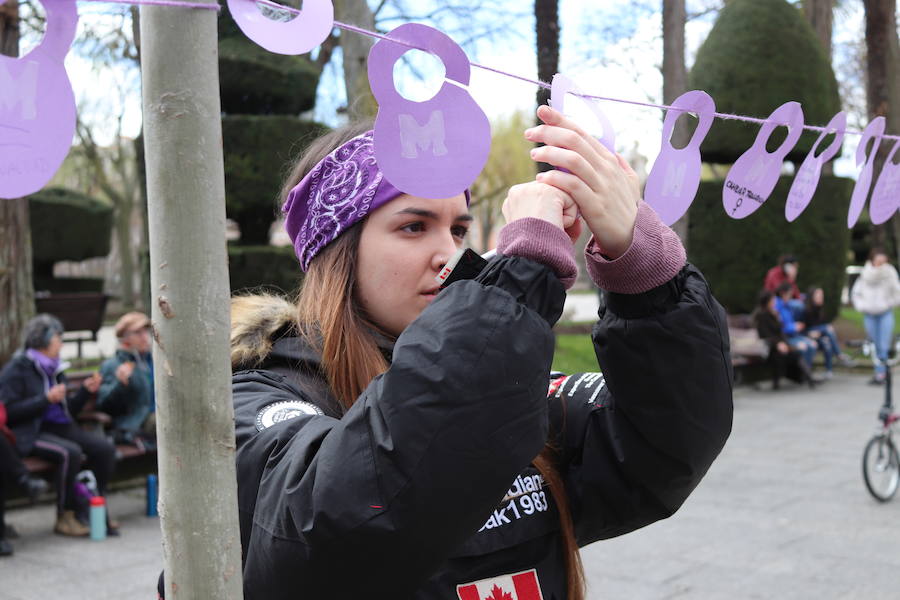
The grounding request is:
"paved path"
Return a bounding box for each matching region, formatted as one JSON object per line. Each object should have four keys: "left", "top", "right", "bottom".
{"left": 2, "top": 374, "right": 896, "bottom": 599}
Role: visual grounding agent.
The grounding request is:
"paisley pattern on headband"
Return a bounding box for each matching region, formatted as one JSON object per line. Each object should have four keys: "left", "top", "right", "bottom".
{"left": 293, "top": 132, "right": 383, "bottom": 270}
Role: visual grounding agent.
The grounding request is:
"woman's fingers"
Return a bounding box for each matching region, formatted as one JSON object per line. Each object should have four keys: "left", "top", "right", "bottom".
{"left": 564, "top": 217, "right": 583, "bottom": 245}
{"left": 525, "top": 124, "right": 606, "bottom": 173}
{"left": 534, "top": 168, "right": 595, "bottom": 205}
{"left": 530, "top": 145, "right": 603, "bottom": 192}
{"left": 535, "top": 104, "right": 615, "bottom": 163}
{"left": 502, "top": 181, "right": 575, "bottom": 231}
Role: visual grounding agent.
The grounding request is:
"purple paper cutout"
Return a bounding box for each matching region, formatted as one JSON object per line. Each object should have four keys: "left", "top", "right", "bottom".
{"left": 869, "top": 139, "right": 900, "bottom": 225}
{"left": 723, "top": 101, "right": 804, "bottom": 219}
{"left": 785, "top": 111, "right": 846, "bottom": 222}
{"left": 368, "top": 23, "right": 490, "bottom": 199}
{"left": 228, "top": 0, "right": 333, "bottom": 56}
{"left": 549, "top": 73, "right": 615, "bottom": 152}
{"left": 0, "top": 0, "right": 78, "bottom": 200}
{"left": 644, "top": 90, "right": 716, "bottom": 225}
{"left": 847, "top": 117, "right": 886, "bottom": 228}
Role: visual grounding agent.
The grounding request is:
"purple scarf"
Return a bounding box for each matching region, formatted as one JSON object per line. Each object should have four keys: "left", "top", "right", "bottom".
{"left": 26, "top": 349, "right": 70, "bottom": 425}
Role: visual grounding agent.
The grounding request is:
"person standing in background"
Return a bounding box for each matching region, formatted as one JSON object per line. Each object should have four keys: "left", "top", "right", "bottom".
{"left": 851, "top": 249, "right": 900, "bottom": 385}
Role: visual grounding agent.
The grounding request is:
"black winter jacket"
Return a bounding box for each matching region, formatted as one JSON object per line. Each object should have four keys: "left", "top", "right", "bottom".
{"left": 0, "top": 352, "right": 90, "bottom": 455}
{"left": 165, "top": 255, "right": 733, "bottom": 599}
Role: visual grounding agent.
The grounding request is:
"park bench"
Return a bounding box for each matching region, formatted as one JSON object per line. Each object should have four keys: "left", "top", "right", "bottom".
{"left": 727, "top": 313, "right": 770, "bottom": 383}
{"left": 34, "top": 292, "right": 110, "bottom": 359}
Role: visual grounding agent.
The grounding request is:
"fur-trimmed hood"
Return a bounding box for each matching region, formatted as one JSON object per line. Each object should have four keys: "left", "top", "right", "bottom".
{"left": 230, "top": 294, "right": 303, "bottom": 371}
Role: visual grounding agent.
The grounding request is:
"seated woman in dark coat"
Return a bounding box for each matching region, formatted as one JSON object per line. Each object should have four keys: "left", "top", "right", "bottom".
{"left": 0, "top": 315, "right": 117, "bottom": 536}
{"left": 753, "top": 290, "right": 817, "bottom": 389}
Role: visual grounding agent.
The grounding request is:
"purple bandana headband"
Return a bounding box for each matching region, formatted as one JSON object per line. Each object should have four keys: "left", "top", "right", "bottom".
{"left": 282, "top": 130, "right": 470, "bottom": 271}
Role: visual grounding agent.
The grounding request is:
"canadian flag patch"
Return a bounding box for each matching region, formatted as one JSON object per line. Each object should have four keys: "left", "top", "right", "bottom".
{"left": 456, "top": 569, "right": 544, "bottom": 600}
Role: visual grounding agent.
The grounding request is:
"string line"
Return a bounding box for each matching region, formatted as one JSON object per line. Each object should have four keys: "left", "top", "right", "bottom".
{"left": 72, "top": 0, "right": 900, "bottom": 142}
{"left": 78, "top": 0, "right": 221, "bottom": 10}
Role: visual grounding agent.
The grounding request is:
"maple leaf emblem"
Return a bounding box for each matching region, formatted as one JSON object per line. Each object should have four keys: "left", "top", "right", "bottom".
{"left": 485, "top": 584, "right": 514, "bottom": 600}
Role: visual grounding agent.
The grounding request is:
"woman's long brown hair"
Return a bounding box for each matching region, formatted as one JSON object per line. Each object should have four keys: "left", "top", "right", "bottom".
{"left": 285, "top": 123, "right": 585, "bottom": 599}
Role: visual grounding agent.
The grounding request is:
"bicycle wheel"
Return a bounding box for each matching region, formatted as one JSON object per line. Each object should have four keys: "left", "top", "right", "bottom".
{"left": 862, "top": 434, "right": 900, "bottom": 502}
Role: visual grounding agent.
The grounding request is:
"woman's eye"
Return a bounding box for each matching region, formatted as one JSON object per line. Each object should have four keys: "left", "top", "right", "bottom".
{"left": 401, "top": 222, "right": 425, "bottom": 233}
{"left": 451, "top": 226, "right": 469, "bottom": 240}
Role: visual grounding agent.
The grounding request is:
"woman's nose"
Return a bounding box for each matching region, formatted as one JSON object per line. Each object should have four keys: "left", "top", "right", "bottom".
{"left": 431, "top": 233, "right": 458, "bottom": 272}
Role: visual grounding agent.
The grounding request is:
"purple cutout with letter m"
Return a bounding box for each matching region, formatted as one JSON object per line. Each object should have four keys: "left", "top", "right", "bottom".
{"left": 645, "top": 90, "right": 715, "bottom": 225}
{"left": 723, "top": 101, "right": 804, "bottom": 220}
{"left": 368, "top": 23, "right": 490, "bottom": 199}
{"left": 0, "top": 0, "right": 78, "bottom": 200}
{"left": 785, "top": 111, "right": 845, "bottom": 222}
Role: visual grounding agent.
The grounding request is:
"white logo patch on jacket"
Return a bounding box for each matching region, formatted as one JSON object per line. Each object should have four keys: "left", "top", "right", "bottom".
{"left": 457, "top": 569, "right": 544, "bottom": 600}
{"left": 255, "top": 400, "right": 322, "bottom": 431}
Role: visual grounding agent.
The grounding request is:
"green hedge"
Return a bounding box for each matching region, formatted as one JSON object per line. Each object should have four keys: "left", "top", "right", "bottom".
{"left": 687, "top": 175, "right": 853, "bottom": 319}
{"left": 219, "top": 35, "right": 320, "bottom": 116}
{"left": 223, "top": 116, "right": 328, "bottom": 244}
{"left": 29, "top": 188, "right": 113, "bottom": 280}
{"left": 228, "top": 245, "right": 303, "bottom": 294}
{"left": 690, "top": 0, "right": 841, "bottom": 165}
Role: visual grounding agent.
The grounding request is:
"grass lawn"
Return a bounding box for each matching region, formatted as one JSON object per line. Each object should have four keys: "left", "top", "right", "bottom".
{"left": 553, "top": 305, "right": 897, "bottom": 375}
{"left": 552, "top": 333, "right": 599, "bottom": 374}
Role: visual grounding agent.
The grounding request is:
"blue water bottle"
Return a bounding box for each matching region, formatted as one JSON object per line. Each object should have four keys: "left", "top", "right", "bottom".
{"left": 146, "top": 474, "right": 158, "bottom": 517}
{"left": 89, "top": 496, "right": 107, "bottom": 540}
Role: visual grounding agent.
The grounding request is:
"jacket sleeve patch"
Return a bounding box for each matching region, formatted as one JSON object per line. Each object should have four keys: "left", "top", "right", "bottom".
{"left": 255, "top": 400, "right": 323, "bottom": 431}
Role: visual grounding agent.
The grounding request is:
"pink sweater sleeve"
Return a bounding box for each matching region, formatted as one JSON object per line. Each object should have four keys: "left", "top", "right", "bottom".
{"left": 585, "top": 201, "right": 686, "bottom": 294}
{"left": 496, "top": 218, "right": 578, "bottom": 289}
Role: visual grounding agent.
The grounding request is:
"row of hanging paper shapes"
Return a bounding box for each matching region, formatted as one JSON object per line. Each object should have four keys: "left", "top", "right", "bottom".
{"left": 2, "top": 0, "right": 898, "bottom": 228}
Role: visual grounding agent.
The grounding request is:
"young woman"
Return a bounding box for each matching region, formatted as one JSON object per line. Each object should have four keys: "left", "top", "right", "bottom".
{"left": 803, "top": 286, "right": 853, "bottom": 378}
{"left": 851, "top": 248, "right": 900, "bottom": 384}
{"left": 753, "top": 290, "right": 816, "bottom": 389}
{"left": 162, "top": 106, "right": 733, "bottom": 599}
{"left": 774, "top": 282, "right": 818, "bottom": 372}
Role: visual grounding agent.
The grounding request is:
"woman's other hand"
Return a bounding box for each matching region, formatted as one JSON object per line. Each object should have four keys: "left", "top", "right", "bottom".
{"left": 47, "top": 383, "right": 67, "bottom": 404}
{"left": 525, "top": 105, "right": 639, "bottom": 259}
{"left": 502, "top": 181, "right": 582, "bottom": 244}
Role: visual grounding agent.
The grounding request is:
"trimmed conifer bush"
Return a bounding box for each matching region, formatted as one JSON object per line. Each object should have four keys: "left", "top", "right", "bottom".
{"left": 29, "top": 188, "right": 113, "bottom": 293}
{"left": 219, "top": 36, "right": 320, "bottom": 116}
{"left": 223, "top": 116, "right": 327, "bottom": 245}
{"left": 687, "top": 175, "right": 853, "bottom": 319}
{"left": 690, "top": 0, "right": 841, "bottom": 165}
{"left": 228, "top": 245, "right": 302, "bottom": 294}
{"left": 218, "top": 5, "right": 328, "bottom": 247}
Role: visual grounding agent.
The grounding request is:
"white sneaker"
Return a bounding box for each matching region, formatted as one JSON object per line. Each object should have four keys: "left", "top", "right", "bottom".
{"left": 824, "top": 370, "right": 834, "bottom": 380}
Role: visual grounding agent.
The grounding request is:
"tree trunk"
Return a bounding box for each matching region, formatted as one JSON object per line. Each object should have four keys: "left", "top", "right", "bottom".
{"left": 0, "top": 0, "right": 34, "bottom": 365}
{"left": 535, "top": 0, "right": 559, "bottom": 175}
{"left": 804, "top": 0, "right": 834, "bottom": 57}
{"left": 862, "top": 0, "right": 900, "bottom": 254}
{"left": 114, "top": 196, "right": 136, "bottom": 309}
{"left": 133, "top": 7, "right": 151, "bottom": 312}
{"left": 334, "top": 0, "right": 377, "bottom": 119}
{"left": 140, "top": 2, "right": 243, "bottom": 598}
{"left": 662, "top": 0, "right": 689, "bottom": 250}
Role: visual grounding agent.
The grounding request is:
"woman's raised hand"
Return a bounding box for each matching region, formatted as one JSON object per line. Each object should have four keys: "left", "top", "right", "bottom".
{"left": 525, "top": 105, "right": 640, "bottom": 259}
{"left": 501, "top": 181, "right": 582, "bottom": 244}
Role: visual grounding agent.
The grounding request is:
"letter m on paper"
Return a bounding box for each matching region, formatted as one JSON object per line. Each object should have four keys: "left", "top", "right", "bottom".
{"left": 457, "top": 569, "right": 544, "bottom": 600}
{"left": 399, "top": 110, "right": 448, "bottom": 159}
{"left": 0, "top": 60, "right": 39, "bottom": 120}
